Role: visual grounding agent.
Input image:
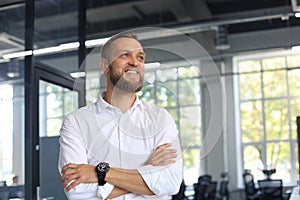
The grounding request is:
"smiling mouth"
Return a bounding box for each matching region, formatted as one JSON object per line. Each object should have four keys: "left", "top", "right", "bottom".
{"left": 125, "top": 70, "right": 138, "bottom": 74}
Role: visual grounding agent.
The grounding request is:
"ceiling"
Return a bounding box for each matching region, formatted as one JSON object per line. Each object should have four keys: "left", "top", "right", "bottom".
{"left": 0, "top": 0, "right": 299, "bottom": 45}
{"left": 0, "top": 0, "right": 299, "bottom": 80}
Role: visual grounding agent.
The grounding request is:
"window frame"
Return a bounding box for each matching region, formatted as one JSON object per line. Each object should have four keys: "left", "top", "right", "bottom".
{"left": 234, "top": 49, "right": 300, "bottom": 186}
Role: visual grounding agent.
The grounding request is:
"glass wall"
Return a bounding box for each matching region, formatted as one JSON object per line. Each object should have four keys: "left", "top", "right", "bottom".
{"left": 0, "top": 2, "right": 25, "bottom": 194}
{"left": 0, "top": 1, "right": 80, "bottom": 198}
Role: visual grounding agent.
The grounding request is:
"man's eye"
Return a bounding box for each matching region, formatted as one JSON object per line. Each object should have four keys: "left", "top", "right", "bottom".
{"left": 120, "top": 53, "right": 128, "bottom": 57}
{"left": 138, "top": 56, "right": 144, "bottom": 61}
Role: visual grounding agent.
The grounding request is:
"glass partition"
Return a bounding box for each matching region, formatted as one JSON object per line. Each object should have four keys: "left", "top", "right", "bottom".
{"left": 0, "top": 2, "right": 26, "bottom": 199}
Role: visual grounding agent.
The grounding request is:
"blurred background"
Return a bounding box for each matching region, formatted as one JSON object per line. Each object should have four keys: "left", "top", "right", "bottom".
{"left": 0, "top": 0, "right": 300, "bottom": 199}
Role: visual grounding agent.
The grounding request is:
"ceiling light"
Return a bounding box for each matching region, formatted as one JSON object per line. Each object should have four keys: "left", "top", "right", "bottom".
{"left": 0, "top": 58, "right": 9, "bottom": 63}
{"left": 33, "top": 46, "right": 62, "bottom": 55}
{"left": 3, "top": 50, "right": 32, "bottom": 59}
{"left": 85, "top": 38, "right": 109, "bottom": 47}
{"left": 291, "top": 45, "right": 300, "bottom": 51}
{"left": 2, "top": 38, "right": 108, "bottom": 60}
{"left": 295, "top": 12, "right": 300, "bottom": 18}
{"left": 60, "top": 42, "right": 80, "bottom": 50}
{"left": 33, "top": 42, "right": 79, "bottom": 55}
{"left": 70, "top": 71, "right": 86, "bottom": 78}
{"left": 6, "top": 59, "right": 20, "bottom": 78}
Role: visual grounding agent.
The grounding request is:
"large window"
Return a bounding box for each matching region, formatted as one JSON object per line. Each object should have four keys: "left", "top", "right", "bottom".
{"left": 235, "top": 50, "right": 300, "bottom": 184}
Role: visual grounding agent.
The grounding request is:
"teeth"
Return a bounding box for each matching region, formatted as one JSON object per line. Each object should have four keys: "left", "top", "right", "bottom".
{"left": 126, "top": 70, "right": 137, "bottom": 74}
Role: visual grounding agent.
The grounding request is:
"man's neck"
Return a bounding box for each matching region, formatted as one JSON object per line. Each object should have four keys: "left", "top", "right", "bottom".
{"left": 104, "top": 87, "right": 136, "bottom": 113}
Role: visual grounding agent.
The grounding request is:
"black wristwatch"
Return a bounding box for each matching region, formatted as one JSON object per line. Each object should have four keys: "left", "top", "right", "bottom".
{"left": 95, "top": 162, "right": 110, "bottom": 186}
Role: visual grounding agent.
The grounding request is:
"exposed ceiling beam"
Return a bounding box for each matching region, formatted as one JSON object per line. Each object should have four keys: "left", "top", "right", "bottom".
{"left": 171, "top": 8, "right": 295, "bottom": 34}
{"left": 131, "top": 5, "right": 145, "bottom": 21}
{"left": 169, "top": 0, "right": 193, "bottom": 23}
{"left": 180, "top": 0, "right": 213, "bottom": 20}
{"left": 212, "top": 5, "right": 293, "bottom": 19}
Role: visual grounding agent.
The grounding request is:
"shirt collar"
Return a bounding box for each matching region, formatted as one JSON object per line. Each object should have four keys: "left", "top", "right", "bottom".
{"left": 96, "top": 91, "right": 144, "bottom": 113}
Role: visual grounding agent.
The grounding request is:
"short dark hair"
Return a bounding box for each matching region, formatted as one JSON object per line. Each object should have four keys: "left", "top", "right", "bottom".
{"left": 101, "top": 32, "right": 139, "bottom": 59}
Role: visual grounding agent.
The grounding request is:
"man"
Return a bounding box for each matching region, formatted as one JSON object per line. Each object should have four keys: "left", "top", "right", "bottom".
{"left": 58, "top": 31, "right": 183, "bottom": 200}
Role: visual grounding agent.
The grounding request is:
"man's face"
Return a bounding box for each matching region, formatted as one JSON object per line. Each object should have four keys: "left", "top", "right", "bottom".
{"left": 107, "top": 38, "right": 145, "bottom": 93}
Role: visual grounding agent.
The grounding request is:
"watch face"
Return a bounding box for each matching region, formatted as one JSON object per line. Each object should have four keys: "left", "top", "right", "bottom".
{"left": 97, "top": 162, "right": 109, "bottom": 172}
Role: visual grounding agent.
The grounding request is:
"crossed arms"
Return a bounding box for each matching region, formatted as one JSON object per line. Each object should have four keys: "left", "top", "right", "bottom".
{"left": 61, "top": 143, "right": 178, "bottom": 199}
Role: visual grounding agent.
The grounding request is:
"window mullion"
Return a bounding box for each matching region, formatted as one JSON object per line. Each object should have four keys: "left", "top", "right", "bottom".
{"left": 260, "top": 59, "right": 267, "bottom": 169}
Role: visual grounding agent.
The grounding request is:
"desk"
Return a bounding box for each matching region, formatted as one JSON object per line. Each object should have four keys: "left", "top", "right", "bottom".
{"left": 290, "top": 186, "right": 300, "bottom": 200}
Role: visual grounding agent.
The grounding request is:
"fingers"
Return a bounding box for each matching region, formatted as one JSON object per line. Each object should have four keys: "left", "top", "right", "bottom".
{"left": 65, "top": 179, "right": 80, "bottom": 192}
{"left": 62, "top": 163, "right": 76, "bottom": 171}
{"left": 61, "top": 169, "right": 80, "bottom": 185}
{"left": 153, "top": 149, "right": 177, "bottom": 160}
{"left": 152, "top": 149, "right": 177, "bottom": 166}
{"left": 158, "top": 159, "right": 176, "bottom": 166}
{"left": 155, "top": 143, "right": 171, "bottom": 151}
{"left": 62, "top": 173, "right": 77, "bottom": 188}
{"left": 61, "top": 164, "right": 77, "bottom": 190}
{"left": 61, "top": 163, "right": 97, "bottom": 191}
{"left": 147, "top": 143, "right": 178, "bottom": 166}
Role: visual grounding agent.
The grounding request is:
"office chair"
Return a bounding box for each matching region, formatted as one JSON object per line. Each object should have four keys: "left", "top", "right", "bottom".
{"left": 243, "top": 172, "right": 262, "bottom": 200}
{"left": 258, "top": 179, "right": 283, "bottom": 200}
{"left": 204, "top": 181, "right": 217, "bottom": 200}
{"left": 197, "top": 174, "right": 212, "bottom": 184}
{"left": 194, "top": 175, "right": 217, "bottom": 200}
{"left": 215, "top": 172, "right": 229, "bottom": 200}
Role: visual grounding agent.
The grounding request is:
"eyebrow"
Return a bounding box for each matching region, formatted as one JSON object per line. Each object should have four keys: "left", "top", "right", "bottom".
{"left": 117, "top": 49, "right": 145, "bottom": 55}
{"left": 137, "top": 51, "right": 146, "bottom": 56}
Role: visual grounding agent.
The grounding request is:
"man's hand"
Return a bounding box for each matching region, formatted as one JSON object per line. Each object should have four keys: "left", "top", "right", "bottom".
{"left": 61, "top": 163, "right": 97, "bottom": 192}
{"left": 146, "top": 143, "right": 177, "bottom": 166}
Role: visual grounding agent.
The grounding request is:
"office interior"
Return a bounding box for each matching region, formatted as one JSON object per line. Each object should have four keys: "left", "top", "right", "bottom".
{"left": 0, "top": 0, "right": 300, "bottom": 199}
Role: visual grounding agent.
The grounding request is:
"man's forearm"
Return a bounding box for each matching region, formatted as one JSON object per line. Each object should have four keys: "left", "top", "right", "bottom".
{"left": 106, "top": 186, "right": 130, "bottom": 199}
{"left": 106, "top": 168, "right": 154, "bottom": 195}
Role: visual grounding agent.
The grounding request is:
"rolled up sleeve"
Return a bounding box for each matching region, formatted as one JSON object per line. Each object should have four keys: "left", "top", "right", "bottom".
{"left": 137, "top": 109, "right": 183, "bottom": 196}
{"left": 138, "top": 158, "right": 182, "bottom": 196}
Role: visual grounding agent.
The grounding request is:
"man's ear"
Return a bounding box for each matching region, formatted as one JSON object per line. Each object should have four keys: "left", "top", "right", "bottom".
{"left": 100, "top": 58, "right": 109, "bottom": 74}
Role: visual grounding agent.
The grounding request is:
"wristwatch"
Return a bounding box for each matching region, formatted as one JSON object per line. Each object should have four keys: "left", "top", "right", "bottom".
{"left": 95, "top": 162, "right": 110, "bottom": 186}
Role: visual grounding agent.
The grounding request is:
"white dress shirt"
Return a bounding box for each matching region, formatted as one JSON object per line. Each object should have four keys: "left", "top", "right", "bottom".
{"left": 58, "top": 93, "right": 183, "bottom": 200}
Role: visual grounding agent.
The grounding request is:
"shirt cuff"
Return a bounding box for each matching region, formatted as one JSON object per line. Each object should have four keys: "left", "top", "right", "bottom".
{"left": 97, "top": 183, "right": 114, "bottom": 199}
